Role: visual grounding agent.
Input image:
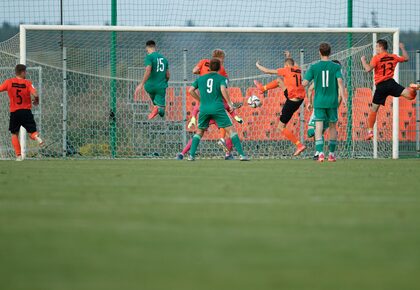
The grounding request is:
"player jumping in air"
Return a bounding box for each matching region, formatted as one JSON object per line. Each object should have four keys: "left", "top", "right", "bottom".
{"left": 135, "top": 40, "right": 170, "bottom": 120}
{"left": 0, "top": 64, "right": 44, "bottom": 161}
{"left": 188, "top": 58, "right": 249, "bottom": 161}
{"left": 254, "top": 51, "right": 307, "bottom": 156}
{"left": 361, "top": 40, "right": 416, "bottom": 140}
{"left": 177, "top": 49, "right": 242, "bottom": 160}
{"left": 302, "top": 43, "right": 345, "bottom": 162}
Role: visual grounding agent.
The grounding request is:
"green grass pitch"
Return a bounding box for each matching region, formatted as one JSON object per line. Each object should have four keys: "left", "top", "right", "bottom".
{"left": 0, "top": 159, "right": 419, "bottom": 290}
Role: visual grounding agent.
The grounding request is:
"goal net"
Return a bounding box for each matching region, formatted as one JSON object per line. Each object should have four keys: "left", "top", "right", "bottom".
{"left": 0, "top": 25, "right": 412, "bottom": 159}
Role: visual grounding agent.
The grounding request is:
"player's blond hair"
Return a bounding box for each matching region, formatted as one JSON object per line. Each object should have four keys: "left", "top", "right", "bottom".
{"left": 212, "top": 49, "right": 226, "bottom": 59}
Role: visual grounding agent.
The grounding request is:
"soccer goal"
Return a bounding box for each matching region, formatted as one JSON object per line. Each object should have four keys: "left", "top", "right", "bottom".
{"left": 15, "top": 24, "right": 404, "bottom": 159}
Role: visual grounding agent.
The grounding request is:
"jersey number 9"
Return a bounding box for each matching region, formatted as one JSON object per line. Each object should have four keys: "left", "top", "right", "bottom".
{"left": 207, "top": 78, "right": 213, "bottom": 93}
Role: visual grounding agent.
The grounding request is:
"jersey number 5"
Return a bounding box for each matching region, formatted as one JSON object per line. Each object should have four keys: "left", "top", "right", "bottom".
{"left": 322, "top": 70, "right": 329, "bottom": 88}
{"left": 16, "top": 89, "right": 23, "bottom": 105}
{"left": 156, "top": 58, "right": 165, "bottom": 72}
{"left": 206, "top": 79, "right": 213, "bottom": 93}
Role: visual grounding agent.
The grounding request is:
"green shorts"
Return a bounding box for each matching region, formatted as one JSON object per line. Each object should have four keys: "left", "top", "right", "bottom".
{"left": 145, "top": 85, "right": 166, "bottom": 107}
{"left": 198, "top": 109, "right": 232, "bottom": 130}
{"left": 313, "top": 108, "right": 338, "bottom": 123}
{"left": 307, "top": 110, "right": 328, "bottom": 137}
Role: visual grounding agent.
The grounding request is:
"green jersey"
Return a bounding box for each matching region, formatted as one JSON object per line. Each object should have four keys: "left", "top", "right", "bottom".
{"left": 304, "top": 60, "right": 343, "bottom": 108}
{"left": 191, "top": 72, "right": 228, "bottom": 113}
{"left": 144, "top": 52, "right": 169, "bottom": 89}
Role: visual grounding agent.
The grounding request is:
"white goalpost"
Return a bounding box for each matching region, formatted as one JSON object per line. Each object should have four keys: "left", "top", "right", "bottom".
{"left": 17, "top": 24, "right": 401, "bottom": 159}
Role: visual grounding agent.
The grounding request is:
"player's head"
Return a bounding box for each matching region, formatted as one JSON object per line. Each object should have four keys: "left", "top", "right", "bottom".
{"left": 212, "top": 49, "right": 225, "bottom": 62}
{"left": 332, "top": 60, "right": 341, "bottom": 66}
{"left": 15, "top": 64, "right": 27, "bottom": 78}
{"left": 376, "top": 39, "right": 388, "bottom": 53}
{"left": 319, "top": 43, "right": 331, "bottom": 57}
{"left": 209, "top": 58, "right": 221, "bottom": 72}
{"left": 145, "top": 40, "right": 156, "bottom": 53}
{"left": 284, "top": 58, "right": 295, "bottom": 67}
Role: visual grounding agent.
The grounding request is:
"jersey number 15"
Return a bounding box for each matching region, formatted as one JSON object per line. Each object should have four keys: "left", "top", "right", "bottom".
{"left": 156, "top": 58, "right": 165, "bottom": 72}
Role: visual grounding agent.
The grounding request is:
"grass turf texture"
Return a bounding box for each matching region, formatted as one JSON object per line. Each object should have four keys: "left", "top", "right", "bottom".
{"left": 0, "top": 159, "right": 419, "bottom": 290}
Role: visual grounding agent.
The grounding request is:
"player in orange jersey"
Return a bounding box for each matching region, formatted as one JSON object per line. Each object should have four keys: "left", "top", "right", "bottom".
{"left": 0, "top": 64, "right": 44, "bottom": 161}
{"left": 361, "top": 40, "right": 416, "bottom": 140}
{"left": 254, "top": 51, "right": 306, "bottom": 156}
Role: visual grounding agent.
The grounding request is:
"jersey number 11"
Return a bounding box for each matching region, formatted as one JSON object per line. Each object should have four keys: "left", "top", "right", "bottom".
{"left": 322, "top": 70, "right": 329, "bottom": 88}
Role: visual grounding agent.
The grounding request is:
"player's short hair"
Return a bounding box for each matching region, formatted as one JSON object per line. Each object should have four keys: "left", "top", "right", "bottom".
{"left": 209, "top": 58, "right": 221, "bottom": 72}
{"left": 284, "top": 58, "right": 295, "bottom": 66}
{"left": 319, "top": 43, "right": 331, "bottom": 56}
{"left": 15, "top": 64, "right": 27, "bottom": 75}
{"left": 377, "top": 39, "right": 388, "bottom": 50}
{"left": 332, "top": 60, "right": 341, "bottom": 65}
{"left": 146, "top": 40, "right": 156, "bottom": 47}
{"left": 212, "top": 49, "right": 225, "bottom": 59}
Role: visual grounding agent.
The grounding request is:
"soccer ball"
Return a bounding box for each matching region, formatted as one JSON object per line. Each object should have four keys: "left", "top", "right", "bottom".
{"left": 247, "top": 95, "right": 262, "bottom": 108}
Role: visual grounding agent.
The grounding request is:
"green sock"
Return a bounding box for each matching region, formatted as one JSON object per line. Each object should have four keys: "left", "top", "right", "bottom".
{"left": 315, "top": 137, "right": 324, "bottom": 153}
{"left": 231, "top": 133, "right": 245, "bottom": 156}
{"left": 158, "top": 107, "right": 165, "bottom": 117}
{"left": 329, "top": 140, "right": 337, "bottom": 153}
{"left": 190, "top": 134, "right": 201, "bottom": 157}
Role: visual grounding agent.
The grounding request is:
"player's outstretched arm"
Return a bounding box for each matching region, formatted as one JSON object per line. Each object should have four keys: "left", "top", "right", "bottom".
{"left": 166, "top": 70, "right": 170, "bottom": 81}
{"left": 361, "top": 56, "right": 373, "bottom": 72}
{"left": 399, "top": 43, "right": 409, "bottom": 62}
{"left": 256, "top": 61, "right": 278, "bottom": 75}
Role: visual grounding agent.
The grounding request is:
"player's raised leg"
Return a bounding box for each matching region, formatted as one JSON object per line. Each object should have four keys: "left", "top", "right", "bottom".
{"left": 278, "top": 98, "right": 306, "bottom": 156}
{"left": 254, "top": 79, "right": 282, "bottom": 96}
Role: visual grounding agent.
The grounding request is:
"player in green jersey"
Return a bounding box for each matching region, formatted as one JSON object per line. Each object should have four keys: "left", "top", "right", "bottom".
{"left": 188, "top": 59, "right": 249, "bottom": 161}
{"left": 302, "top": 43, "right": 345, "bottom": 162}
{"left": 135, "top": 40, "right": 170, "bottom": 120}
{"left": 307, "top": 60, "right": 343, "bottom": 160}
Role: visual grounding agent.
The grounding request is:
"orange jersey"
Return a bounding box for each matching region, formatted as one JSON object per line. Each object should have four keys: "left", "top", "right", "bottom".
{"left": 195, "top": 59, "right": 228, "bottom": 78}
{"left": 0, "top": 78, "right": 36, "bottom": 112}
{"left": 370, "top": 52, "right": 406, "bottom": 85}
{"left": 277, "top": 66, "right": 306, "bottom": 99}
